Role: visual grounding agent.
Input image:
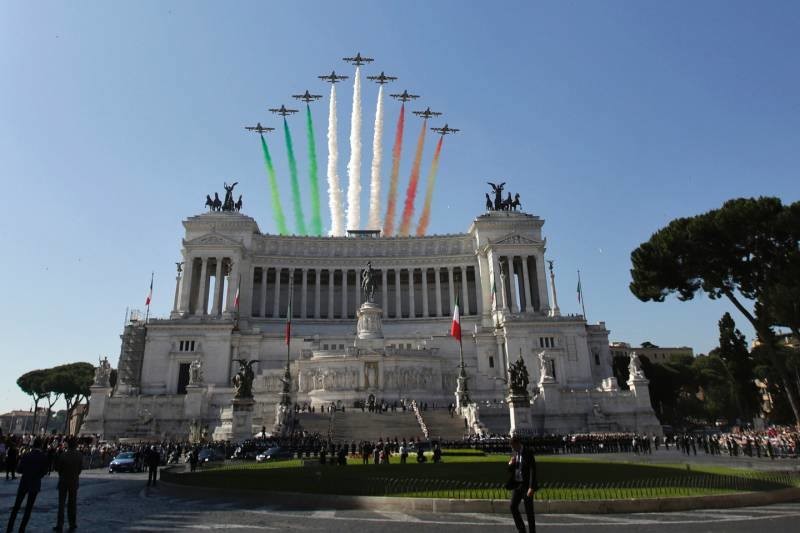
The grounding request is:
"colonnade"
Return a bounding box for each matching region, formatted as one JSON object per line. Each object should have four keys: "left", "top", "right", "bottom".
{"left": 178, "top": 256, "right": 238, "bottom": 316}
{"left": 249, "top": 265, "right": 481, "bottom": 320}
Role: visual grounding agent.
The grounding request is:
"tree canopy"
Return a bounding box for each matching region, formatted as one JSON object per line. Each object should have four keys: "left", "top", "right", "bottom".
{"left": 630, "top": 197, "right": 800, "bottom": 425}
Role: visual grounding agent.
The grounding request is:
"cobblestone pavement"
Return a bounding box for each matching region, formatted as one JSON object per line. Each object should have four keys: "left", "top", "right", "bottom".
{"left": 2, "top": 470, "right": 800, "bottom": 532}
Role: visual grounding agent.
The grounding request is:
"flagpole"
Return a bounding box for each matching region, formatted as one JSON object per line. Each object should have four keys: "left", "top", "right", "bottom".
{"left": 578, "top": 269, "right": 587, "bottom": 319}
{"left": 145, "top": 271, "right": 153, "bottom": 324}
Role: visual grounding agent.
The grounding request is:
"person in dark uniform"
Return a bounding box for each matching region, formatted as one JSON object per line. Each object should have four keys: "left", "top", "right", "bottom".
{"left": 145, "top": 446, "right": 160, "bottom": 486}
{"left": 5, "top": 440, "right": 19, "bottom": 480}
{"left": 7, "top": 437, "right": 49, "bottom": 533}
{"left": 53, "top": 437, "right": 82, "bottom": 532}
{"left": 507, "top": 435, "right": 537, "bottom": 533}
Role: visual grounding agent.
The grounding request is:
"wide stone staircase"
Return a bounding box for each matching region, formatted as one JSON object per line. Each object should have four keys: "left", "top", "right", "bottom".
{"left": 420, "top": 408, "right": 469, "bottom": 440}
{"left": 330, "top": 410, "right": 424, "bottom": 443}
{"left": 295, "top": 412, "right": 334, "bottom": 438}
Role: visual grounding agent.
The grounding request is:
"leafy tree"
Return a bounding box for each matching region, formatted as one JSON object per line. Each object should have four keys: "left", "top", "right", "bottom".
{"left": 714, "top": 313, "right": 760, "bottom": 421}
{"left": 16, "top": 369, "right": 48, "bottom": 430}
{"left": 45, "top": 362, "right": 94, "bottom": 435}
{"left": 630, "top": 197, "right": 800, "bottom": 424}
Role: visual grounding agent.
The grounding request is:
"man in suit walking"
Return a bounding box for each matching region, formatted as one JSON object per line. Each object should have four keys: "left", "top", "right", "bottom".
{"left": 508, "top": 435, "right": 537, "bottom": 533}
{"left": 53, "top": 437, "right": 82, "bottom": 532}
{"left": 145, "top": 446, "right": 160, "bottom": 486}
{"left": 6, "top": 437, "right": 48, "bottom": 533}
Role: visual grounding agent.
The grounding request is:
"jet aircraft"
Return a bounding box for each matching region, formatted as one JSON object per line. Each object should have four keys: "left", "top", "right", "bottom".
{"left": 412, "top": 107, "right": 442, "bottom": 119}
{"left": 343, "top": 52, "right": 374, "bottom": 66}
{"left": 244, "top": 122, "right": 275, "bottom": 134}
{"left": 292, "top": 90, "right": 322, "bottom": 103}
{"left": 366, "top": 71, "right": 397, "bottom": 85}
{"left": 318, "top": 71, "right": 349, "bottom": 84}
{"left": 390, "top": 90, "right": 420, "bottom": 102}
{"left": 431, "top": 124, "right": 460, "bottom": 135}
{"left": 268, "top": 105, "right": 298, "bottom": 117}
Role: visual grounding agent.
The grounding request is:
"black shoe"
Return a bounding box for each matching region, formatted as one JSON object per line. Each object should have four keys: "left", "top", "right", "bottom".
{"left": 53, "top": 527, "right": 63, "bottom": 532}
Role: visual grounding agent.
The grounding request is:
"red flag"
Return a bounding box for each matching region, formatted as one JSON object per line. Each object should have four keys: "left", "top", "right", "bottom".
{"left": 233, "top": 277, "right": 240, "bottom": 310}
{"left": 450, "top": 295, "right": 461, "bottom": 343}
{"left": 145, "top": 272, "right": 153, "bottom": 306}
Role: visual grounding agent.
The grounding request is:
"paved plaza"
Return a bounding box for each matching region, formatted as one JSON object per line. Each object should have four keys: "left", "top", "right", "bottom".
{"left": 2, "top": 466, "right": 799, "bottom": 532}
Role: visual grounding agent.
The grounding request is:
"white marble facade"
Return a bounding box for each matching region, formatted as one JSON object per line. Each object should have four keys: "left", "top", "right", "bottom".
{"left": 82, "top": 208, "right": 661, "bottom": 439}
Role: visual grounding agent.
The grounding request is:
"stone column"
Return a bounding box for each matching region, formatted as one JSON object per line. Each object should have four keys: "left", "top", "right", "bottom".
{"left": 341, "top": 269, "right": 348, "bottom": 318}
{"left": 381, "top": 268, "right": 389, "bottom": 310}
{"left": 172, "top": 272, "right": 181, "bottom": 315}
{"left": 178, "top": 255, "right": 194, "bottom": 315}
{"left": 435, "top": 268, "right": 443, "bottom": 317}
{"left": 409, "top": 268, "right": 416, "bottom": 318}
{"left": 507, "top": 256, "right": 520, "bottom": 313}
{"left": 355, "top": 266, "right": 361, "bottom": 306}
{"left": 194, "top": 258, "right": 208, "bottom": 316}
{"left": 224, "top": 258, "right": 239, "bottom": 315}
{"left": 447, "top": 266, "right": 455, "bottom": 314}
{"left": 536, "top": 251, "right": 550, "bottom": 314}
{"left": 260, "top": 268, "right": 268, "bottom": 317}
{"left": 394, "top": 269, "right": 402, "bottom": 318}
{"left": 314, "top": 269, "right": 322, "bottom": 318}
{"left": 521, "top": 256, "right": 533, "bottom": 313}
{"left": 213, "top": 257, "right": 224, "bottom": 315}
{"left": 327, "top": 269, "right": 335, "bottom": 319}
{"left": 461, "top": 266, "right": 470, "bottom": 315}
{"left": 301, "top": 268, "right": 308, "bottom": 319}
{"left": 421, "top": 268, "right": 429, "bottom": 317}
{"left": 273, "top": 267, "right": 282, "bottom": 318}
{"left": 288, "top": 268, "right": 295, "bottom": 318}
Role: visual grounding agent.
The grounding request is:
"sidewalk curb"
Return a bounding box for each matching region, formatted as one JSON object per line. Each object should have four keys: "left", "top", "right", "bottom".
{"left": 158, "top": 468, "right": 800, "bottom": 514}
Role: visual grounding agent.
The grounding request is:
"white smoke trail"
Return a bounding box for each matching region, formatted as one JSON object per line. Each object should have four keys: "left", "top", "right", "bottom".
{"left": 327, "top": 84, "right": 345, "bottom": 236}
{"left": 367, "top": 85, "right": 385, "bottom": 230}
{"left": 346, "top": 66, "right": 362, "bottom": 231}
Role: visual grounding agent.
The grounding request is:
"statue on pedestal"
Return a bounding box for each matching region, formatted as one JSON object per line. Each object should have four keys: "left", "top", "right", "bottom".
{"left": 189, "top": 359, "right": 204, "bottom": 386}
{"left": 93, "top": 356, "right": 112, "bottom": 387}
{"left": 361, "top": 261, "right": 376, "bottom": 303}
{"left": 232, "top": 359, "right": 258, "bottom": 399}
{"left": 628, "top": 352, "right": 646, "bottom": 380}
{"left": 508, "top": 355, "right": 530, "bottom": 397}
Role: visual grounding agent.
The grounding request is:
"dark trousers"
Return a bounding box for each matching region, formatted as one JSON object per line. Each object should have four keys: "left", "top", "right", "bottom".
{"left": 510, "top": 486, "right": 535, "bottom": 533}
{"left": 55, "top": 483, "right": 78, "bottom": 529}
{"left": 6, "top": 485, "right": 38, "bottom": 533}
{"left": 147, "top": 466, "right": 157, "bottom": 485}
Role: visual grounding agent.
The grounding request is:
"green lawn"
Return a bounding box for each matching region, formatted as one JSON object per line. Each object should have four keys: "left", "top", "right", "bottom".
{"left": 168, "top": 454, "right": 800, "bottom": 501}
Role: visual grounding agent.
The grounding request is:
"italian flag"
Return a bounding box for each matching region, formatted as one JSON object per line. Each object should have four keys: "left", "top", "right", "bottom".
{"left": 145, "top": 273, "right": 153, "bottom": 306}
{"left": 450, "top": 295, "right": 462, "bottom": 343}
{"left": 285, "top": 290, "right": 293, "bottom": 345}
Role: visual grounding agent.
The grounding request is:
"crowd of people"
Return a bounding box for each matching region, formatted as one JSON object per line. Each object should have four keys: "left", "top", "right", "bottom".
{"left": 668, "top": 426, "right": 800, "bottom": 459}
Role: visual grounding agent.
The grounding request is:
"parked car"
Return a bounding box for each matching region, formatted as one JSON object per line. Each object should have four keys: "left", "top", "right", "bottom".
{"left": 108, "top": 452, "right": 140, "bottom": 473}
{"left": 255, "top": 446, "right": 293, "bottom": 462}
{"left": 198, "top": 448, "right": 225, "bottom": 464}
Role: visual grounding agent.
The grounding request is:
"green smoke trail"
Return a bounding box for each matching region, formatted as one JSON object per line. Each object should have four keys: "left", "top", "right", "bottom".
{"left": 283, "top": 117, "right": 306, "bottom": 236}
{"left": 306, "top": 104, "right": 322, "bottom": 236}
{"left": 260, "top": 134, "right": 288, "bottom": 235}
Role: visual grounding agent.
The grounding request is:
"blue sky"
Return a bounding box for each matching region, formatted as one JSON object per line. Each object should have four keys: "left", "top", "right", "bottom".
{"left": 1, "top": 1, "right": 798, "bottom": 412}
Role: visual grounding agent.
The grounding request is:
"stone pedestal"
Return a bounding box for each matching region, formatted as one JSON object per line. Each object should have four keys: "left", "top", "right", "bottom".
{"left": 212, "top": 398, "right": 255, "bottom": 442}
{"left": 355, "top": 302, "right": 384, "bottom": 351}
{"left": 455, "top": 367, "right": 471, "bottom": 411}
{"left": 507, "top": 393, "right": 533, "bottom": 436}
{"left": 81, "top": 385, "right": 112, "bottom": 436}
{"left": 183, "top": 385, "right": 205, "bottom": 420}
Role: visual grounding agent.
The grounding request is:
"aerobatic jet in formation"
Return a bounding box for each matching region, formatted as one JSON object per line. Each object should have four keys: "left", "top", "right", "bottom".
{"left": 318, "top": 71, "right": 349, "bottom": 84}
{"left": 390, "top": 90, "right": 420, "bottom": 102}
{"left": 366, "top": 71, "right": 397, "bottom": 85}
{"left": 412, "top": 107, "right": 442, "bottom": 119}
{"left": 268, "top": 105, "right": 299, "bottom": 117}
{"left": 292, "top": 90, "right": 323, "bottom": 103}
{"left": 431, "top": 124, "right": 460, "bottom": 135}
{"left": 343, "top": 52, "right": 374, "bottom": 66}
{"left": 244, "top": 123, "right": 274, "bottom": 134}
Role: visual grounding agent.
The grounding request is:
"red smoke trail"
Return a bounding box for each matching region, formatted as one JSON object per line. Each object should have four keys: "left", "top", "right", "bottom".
{"left": 398, "top": 118, "right": 427, "bottom": 236}
{"left": 415, "top": 135, "right": 444, "bottom": 236}
{"left": 382, "top": 103, "right": 405, "bottom": 236}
